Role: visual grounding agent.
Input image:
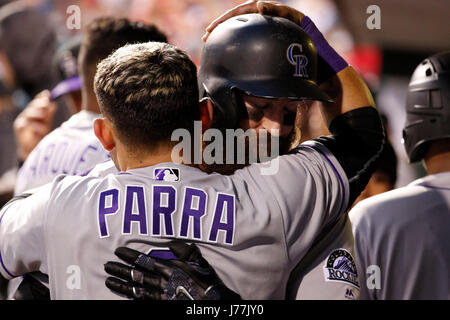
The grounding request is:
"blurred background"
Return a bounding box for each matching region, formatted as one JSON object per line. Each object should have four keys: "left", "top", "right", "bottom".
{"left": 0, "top": 0, "right": 449, "bottom": 201}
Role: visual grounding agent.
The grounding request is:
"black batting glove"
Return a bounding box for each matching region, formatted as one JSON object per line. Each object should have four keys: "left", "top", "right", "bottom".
{"left": 104, "top": 242, "right": 241, "bottom": 300}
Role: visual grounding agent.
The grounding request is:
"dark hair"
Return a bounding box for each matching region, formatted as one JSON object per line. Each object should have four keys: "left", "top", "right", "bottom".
{"left": 79, "top": 17, "right": 167, "bottom": 92}
{"left": 94, "top": 42, "right": 200, "bottom": 150}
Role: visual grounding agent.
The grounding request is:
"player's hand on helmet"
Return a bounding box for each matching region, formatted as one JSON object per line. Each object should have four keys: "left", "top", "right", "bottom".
{"left": 104, "top": 242, "right": 241, "bottom": 300}
{"left": 14, "top": 90, "right": 57, "bottom": 163}
{"left": 203, "top": 1, "right": 305, "bottom": 41}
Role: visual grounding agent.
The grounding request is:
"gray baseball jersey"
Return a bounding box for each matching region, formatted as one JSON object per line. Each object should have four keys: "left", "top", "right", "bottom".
{"left": 0, "top": 141, "right": 349, "bottom": 299}
{"left": 349, "top": 172, "right": 450, "bottom": 299}
{"left": 288, "top": 215, "right": 360, "bottom": 300}
{"left": 14, "top": 110, "right": 110, "bottom": 195}
{"left": 90, "top": 160, "right": 361, "bottom": 300}
{"left": 90, "top": 159, "right": 360, "bottom": 300}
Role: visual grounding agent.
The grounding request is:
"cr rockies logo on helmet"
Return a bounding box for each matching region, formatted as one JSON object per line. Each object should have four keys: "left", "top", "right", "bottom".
{"left": 286, "top": 43, "right": 308, "bottom": 77}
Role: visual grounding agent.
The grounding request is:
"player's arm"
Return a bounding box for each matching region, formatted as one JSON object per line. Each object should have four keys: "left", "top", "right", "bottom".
{"left": 0, "top": 186, "right": 51, "bottom": 280}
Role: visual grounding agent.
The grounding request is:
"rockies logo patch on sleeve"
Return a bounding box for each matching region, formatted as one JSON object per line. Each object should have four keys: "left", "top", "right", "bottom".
{"left": 323, "top": 249, "right": 360, "bottom": 288}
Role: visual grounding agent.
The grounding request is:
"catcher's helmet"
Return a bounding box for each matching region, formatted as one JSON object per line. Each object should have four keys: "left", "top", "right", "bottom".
{"left": 198, "top": 14, "right": 332, "bottom": 129}
{"left": 402, "top": 51, "right": 450, "bottom": 162}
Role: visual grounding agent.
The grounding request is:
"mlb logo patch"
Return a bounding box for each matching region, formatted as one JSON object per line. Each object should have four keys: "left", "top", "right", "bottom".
{"left": 153, "top": 168, "right": 180, "bottom": 182}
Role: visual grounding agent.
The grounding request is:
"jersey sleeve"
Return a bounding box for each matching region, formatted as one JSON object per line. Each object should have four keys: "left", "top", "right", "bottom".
{"left": 0, "top": 184, "right": 52, "bottom": 279}
{"left": 234, "top": 140, "right": 349, "bottom": 268}
{"left": 314, "top": 107, "right": 386, "bottom": 208}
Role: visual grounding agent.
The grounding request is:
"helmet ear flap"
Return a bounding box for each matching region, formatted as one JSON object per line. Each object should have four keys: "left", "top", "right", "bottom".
{"left": 230, "top": 88, "right": 248, "bottom": 125}
{"left": 204, "top": 86, "right": 245, "bottom": 131}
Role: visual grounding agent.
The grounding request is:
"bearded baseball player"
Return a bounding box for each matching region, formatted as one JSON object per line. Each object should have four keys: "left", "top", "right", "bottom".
{"left": 102, "top": 1, "right": 378, "bottom": 300}
{"left": 0, "top": 7, "right": 384, "bottom": 300}
{"left": 349, "top": 51, "right": 450, "bottom": 300}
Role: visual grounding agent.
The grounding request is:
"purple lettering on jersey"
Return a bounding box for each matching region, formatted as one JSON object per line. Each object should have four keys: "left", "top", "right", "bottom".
{"left": 39, "top": 143, "right": 55, "bottom": 176}
{"left": 29, "top": 147, "right": 41, "bottom": 177}
{"left": 180, "top": 187, "right": 207, "bottom": 239}
{"left": 123, "top": 186, "right": 147, "bottom": 235}
{"left": 72, "top": 145, "right": 98, "bottom": 175}
{"left": 152, "top": 186, "right": 176, "bottom": 236}
{"left": 209, "top": 193, "right": 235, "bottom": 245}
{"left": 98, "top": 189, "right": 119, "bottom": 238}
{"left": 51, "top": 142, "right": 68, "bottom": 174}
{"left": 61, "top": 145, "right": 74, "bottom": 174}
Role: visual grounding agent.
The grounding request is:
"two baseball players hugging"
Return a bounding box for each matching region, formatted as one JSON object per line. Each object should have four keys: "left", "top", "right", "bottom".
{"left": 1, "top": 1, "right": 449, "bottom": 300}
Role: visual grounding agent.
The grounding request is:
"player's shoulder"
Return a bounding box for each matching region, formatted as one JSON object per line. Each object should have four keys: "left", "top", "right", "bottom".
{"left": 409, "top": 171, "right": 450, "bottom": 190}
{"left": 349, "top": 182, "right": 442, "bottom": 236}
{"left": 85, "top": 159, "right": 118, "bottom": 178}
{"left": 48, "top": 170, "right": 110, "bottom": 198}
{"left": 297, "top": 139, "right": 345, "bottom": 174}
{"left": 33, "top": 124, "right": 65, "bottom": 148}
{"left": 41, "top": 111, "right": 99, "bottom": 144}
{"left": 60, "top": 110, "right": 100, "bottom": 131}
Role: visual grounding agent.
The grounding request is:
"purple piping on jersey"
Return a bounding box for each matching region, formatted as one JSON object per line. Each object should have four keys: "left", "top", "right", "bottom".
{"left": 0, "top": 252, "right": 16, "bottom": 278}
{"left": 308, "top": 145, "right": 347, "bottom": 215}
{"left": 420, "top": 184, "right": 450, "bottom": 191}
{"left": 118, "top": 172, "right": 131, "bottom": 175}
{"left": 0, "top": 205, "right": 18, "bottom": 278}
{"left": 80, "top": 168, "right": 93, "bottom": 176}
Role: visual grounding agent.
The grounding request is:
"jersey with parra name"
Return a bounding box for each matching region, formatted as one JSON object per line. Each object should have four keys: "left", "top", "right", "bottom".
{"left": 0, "top": 141, "right": 349, "bottom": 299}
{"left": 89, "top": 158, "right": 361, "bottom": 300}
{"left": 14, "top": 110, "right": 110, "bottom": 195}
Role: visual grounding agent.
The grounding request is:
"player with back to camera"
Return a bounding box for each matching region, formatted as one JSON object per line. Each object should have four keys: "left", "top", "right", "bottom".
{"left": 349, "top": 51, "right": 450, "bottom": 300}
{"left": 2, "top": 17, "right": 168, "bottom": 300}
{"left": 100, "top": 1, "right": 386, "bottom": 300}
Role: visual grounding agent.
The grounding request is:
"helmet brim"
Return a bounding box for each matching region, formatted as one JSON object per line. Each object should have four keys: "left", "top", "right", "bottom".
{"left": 232, "top": 78, "right": 333, "bottom": 103}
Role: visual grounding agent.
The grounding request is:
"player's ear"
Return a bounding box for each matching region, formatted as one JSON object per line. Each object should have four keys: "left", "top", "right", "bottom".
{"left": 94, "top": 118, "right": 115, "bottom": 151}
{"left": 199, "top": 97, "right": 213, "bottom": 133}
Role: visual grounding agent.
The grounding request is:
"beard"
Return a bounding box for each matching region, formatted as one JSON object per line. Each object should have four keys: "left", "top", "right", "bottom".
{"left": 199, "top": 128, "right": 298, "bottom": 175}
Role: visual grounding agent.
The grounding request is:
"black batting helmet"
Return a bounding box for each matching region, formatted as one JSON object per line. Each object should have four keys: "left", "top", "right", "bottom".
{"left": 402, "top": 51, "right": 450, "bottom": 163}
{"left": 198, "top": 14, "right": 332, "bottom": 129}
